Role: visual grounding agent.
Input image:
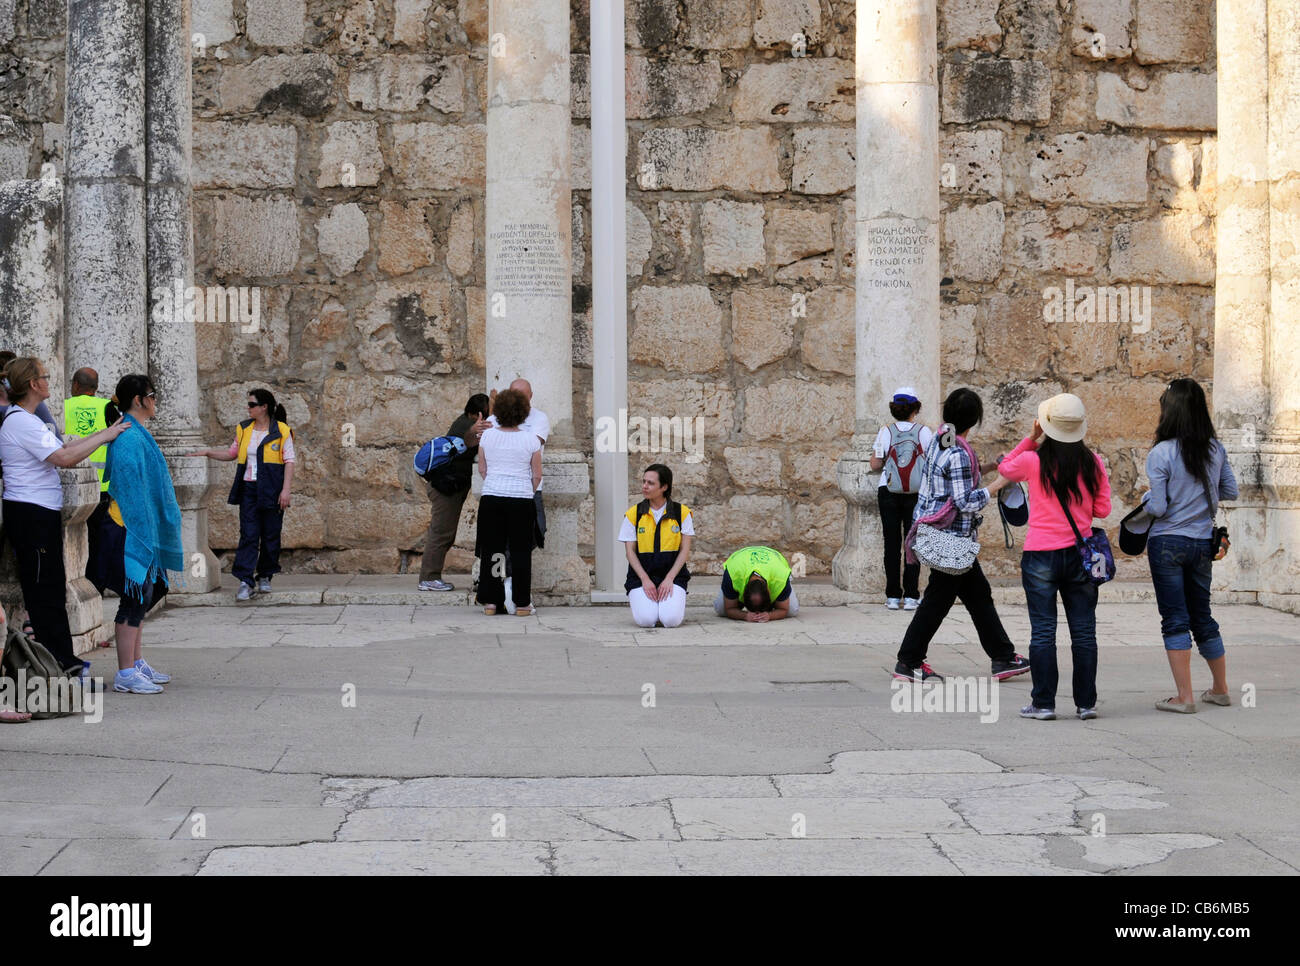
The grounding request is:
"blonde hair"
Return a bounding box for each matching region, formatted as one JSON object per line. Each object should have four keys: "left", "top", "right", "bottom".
{"left": 3, "top": 357, "right": 44, "bottom": 404}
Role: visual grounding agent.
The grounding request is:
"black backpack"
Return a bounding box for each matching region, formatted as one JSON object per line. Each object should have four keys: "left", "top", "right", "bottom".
{"left": 1, "top": 625, "right": 77, "bottom": 718}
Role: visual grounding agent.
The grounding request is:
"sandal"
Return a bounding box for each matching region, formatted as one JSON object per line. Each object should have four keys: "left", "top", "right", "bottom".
{"left": 1200, "top": 689, "right": 1231, "bottom": 706}
{"left": 515, "top": 605, "right": 533, "bottom": 617}
{"left": 0, "top": 710, "right": 32, "bottom": 723}
{"left": 1155, "top": 697, "right": 1197, "bottom": 714}
{"left": 483, "top": 605, "right": 497, "bottom": 616}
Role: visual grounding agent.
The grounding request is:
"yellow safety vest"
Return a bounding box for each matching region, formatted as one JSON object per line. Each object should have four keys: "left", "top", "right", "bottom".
{"left": 64, "top": 394, "right": 109, "bottom": 492}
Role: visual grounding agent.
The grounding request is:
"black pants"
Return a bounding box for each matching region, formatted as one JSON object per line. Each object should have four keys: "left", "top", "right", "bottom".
{"left": 476, "top": 495, "right": 534, "bottom": 608}
{"left": 897, "top": 559, "right": 1016, "bottom": 668}
{"left": 500, "top": 490, "right": 545, "bottom": 578}
{"left": 84, "top": 492, "right": 110, "bottom": 588}
{"left": 2, "top": 500, "right": 80, "bottom": 673}
{"left": 233, "top": 487, "right": 284, "bottom": 585}
{"left": 878, "top": 486, "right": 920, "bottom": 599}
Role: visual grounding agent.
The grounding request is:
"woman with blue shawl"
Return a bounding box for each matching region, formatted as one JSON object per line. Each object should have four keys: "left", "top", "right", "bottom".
{"left": 94, "top": 374, "right": 185, "bottom": 695}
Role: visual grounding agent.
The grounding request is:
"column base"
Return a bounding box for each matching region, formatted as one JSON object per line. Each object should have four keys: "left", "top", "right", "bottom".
{"left": 61, "top": 466, "right": 107, "bottom": 653}
{"left": 158, "top": 437, "right": 220, "bottom": 593}
{"left": 531, "top": 449, "right": 591, "bottom": 597}
{"left": 832, "top": 435, "right": 885, "bottom": 594}
{"left": 1216, "top": 440, "right": 1300, "bottom": 600}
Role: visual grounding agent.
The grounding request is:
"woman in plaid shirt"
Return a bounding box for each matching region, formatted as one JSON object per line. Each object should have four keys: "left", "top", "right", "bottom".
{"left": 894, "top": 389, "right": 1030, "bottom": 683}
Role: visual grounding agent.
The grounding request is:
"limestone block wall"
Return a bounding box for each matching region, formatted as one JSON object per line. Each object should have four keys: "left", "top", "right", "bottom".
{"left": 0, "top": 0, "right": 1220, "bottom": 580}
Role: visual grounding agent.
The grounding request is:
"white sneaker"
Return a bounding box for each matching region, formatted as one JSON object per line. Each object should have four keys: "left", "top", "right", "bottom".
{"left": 236, "top": 582, "right": 254, "bottom": 601}
{"left": 904, "top": 597, "right": 921, "bottom": 611}
{"left": 886, "top": 598, "right": 901, "bottom": 610}
{"left": 257, "top": 578, "right": 272, "bottom": 593}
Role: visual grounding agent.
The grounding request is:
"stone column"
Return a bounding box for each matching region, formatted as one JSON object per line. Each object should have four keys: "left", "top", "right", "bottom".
{"left": 833, "top": 0, "right": 941, "bottom": 592}
{"left": 484, "top": 0, "right": 590, "bottom": 595}
{"left": 145, "top": 0, "right": 217, "bottom": 592}
{"left": 64, "top": 0, "right": 148, "bottom": 387}
{"left": 1212, "top": 0, "right": 1300, "bottom": 611}
{"left": 0, "top": 179, "right": 106, "bottom": 652}
{"left": 1212, "top": 0, "right": 1270, "bottom": 592}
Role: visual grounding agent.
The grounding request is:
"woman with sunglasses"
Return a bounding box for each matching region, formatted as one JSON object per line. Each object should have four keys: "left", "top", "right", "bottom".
{"left": 95, "top": 374, "right": 184, "bottom": 694}
{"left": 190, "top": 388, "right": 295, "bottom": 601}
{"left": 0, "top": 357, "right": 129, "bottom": 705}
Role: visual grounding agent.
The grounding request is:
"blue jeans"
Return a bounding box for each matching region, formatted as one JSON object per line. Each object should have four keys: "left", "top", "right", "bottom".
{"left": 1148, "top": 535, "right": 1224, "bottom": 659}
{"left": 1021, "top": 547, "right": 1099, "bottom": 710}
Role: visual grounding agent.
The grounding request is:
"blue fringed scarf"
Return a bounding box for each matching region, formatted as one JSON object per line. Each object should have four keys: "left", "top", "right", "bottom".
{"left": 105, "top": 414, "right": 184, "bottom": 597}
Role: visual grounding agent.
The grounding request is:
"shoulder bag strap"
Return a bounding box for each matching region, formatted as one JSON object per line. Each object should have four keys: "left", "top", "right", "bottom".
{"left": 1053, "top": 480, "right": 1088, "bottom": 547}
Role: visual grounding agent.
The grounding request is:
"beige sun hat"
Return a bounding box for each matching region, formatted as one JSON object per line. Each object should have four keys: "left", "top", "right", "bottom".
{"left": 1038, "top": 393, "right": 1088, "bottom": 443}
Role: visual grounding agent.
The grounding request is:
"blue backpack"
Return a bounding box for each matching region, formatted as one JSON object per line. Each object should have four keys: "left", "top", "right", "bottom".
{"left": 414, "top": 435, "right": 467, "bottom": 481}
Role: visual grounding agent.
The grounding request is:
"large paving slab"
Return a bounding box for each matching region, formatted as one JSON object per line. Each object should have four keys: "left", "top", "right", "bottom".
{"left": 2, "top": 598, "right": 1296, "bottom": 874}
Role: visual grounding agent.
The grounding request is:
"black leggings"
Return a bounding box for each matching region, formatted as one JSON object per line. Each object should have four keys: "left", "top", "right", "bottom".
{"left": 2, "top": 499, "right": 80, "bottom": 672}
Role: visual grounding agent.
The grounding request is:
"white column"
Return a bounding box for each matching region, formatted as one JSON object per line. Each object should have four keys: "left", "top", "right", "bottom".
{"left": 590, "top": 0, "right": 629, "bottom": 600}
{"left": 1213, "top": 0, "right": 1300, "bottom": 613}
{"left": 834, "top": 0, "right": 940, "bottom": 591}
{"left": 1212, "top": 0, "right": 1270, "bottom": 592}
{"left": 485, "top": 0, "right": 590, "bottom": 595}
{"left": 146, "top": 0, "right": 217, "bottom": 592}
{"left": 64, "top": 0, "right": 148, "bottom": 388}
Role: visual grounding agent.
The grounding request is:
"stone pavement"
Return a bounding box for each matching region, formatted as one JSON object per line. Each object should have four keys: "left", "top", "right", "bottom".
{"left": 1, "top": 593, "right": 1296, "bottom": 875}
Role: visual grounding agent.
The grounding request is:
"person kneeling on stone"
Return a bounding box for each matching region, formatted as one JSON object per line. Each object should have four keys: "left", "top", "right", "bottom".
{"left": 714, "top": 545, "right": 798, "bottom": 622}
{"left": 622, "top": 464, "right": 693, "bottom": 628}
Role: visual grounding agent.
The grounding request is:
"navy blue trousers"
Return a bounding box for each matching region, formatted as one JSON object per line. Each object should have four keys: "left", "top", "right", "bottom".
{"left": 232, "top": 487, "right": 284, "bottom": 585}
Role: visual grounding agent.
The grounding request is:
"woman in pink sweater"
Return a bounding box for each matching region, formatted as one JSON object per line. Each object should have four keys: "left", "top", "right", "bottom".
{"left": 993, "top": 394, "right": 1111, "bottom": 721}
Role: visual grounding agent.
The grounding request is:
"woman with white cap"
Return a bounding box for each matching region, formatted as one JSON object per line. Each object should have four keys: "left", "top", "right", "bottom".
{"left": 870, "top": 387, "right": 934, "bottom": 610}
{"left": 995, "top": 393, "right": 1111, "bottom": 721}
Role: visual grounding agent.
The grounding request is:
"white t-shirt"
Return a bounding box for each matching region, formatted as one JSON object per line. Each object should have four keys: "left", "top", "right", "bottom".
{"left": 0, "top": 406, "right": 65, "bottom": 510}
{"left": 479, "top": 427, "right": 542, "bottom": 499}
{"left": 619, "top": 503, "right": 696, "bottom": 542}
{"left": 228, "top": 428, "right": 297, "bottom": 482}
{"left": 489, "top": 407, "right": 550, "bottom": 489}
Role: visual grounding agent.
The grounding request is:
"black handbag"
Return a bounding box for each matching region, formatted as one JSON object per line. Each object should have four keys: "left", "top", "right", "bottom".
{"left": 1118, "top": 499, "right": 1154, "bottom": 556}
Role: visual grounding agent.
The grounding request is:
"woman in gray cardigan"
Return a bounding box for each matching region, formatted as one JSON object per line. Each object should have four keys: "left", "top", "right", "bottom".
{"left": 1144, "top": 378, "right": 1238, "bottom": 714}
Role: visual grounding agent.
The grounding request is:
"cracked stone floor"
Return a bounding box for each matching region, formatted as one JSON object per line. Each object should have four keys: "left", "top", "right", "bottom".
{"left": 1, "top": 599, "right": 1296, "bottom": 875}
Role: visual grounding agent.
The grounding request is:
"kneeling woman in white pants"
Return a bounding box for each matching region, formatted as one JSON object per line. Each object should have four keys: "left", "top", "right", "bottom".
{"left": 621, "top": 464, "right": 693, "bottom": 627}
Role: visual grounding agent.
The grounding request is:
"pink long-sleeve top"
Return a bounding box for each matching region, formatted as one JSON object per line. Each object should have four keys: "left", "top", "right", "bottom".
{"left": 998, "top": 437, "right": 1112, "bottom": 551}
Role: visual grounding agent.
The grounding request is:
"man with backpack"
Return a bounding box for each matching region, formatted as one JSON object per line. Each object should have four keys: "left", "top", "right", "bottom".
{"left": 871, "top": 387, "right": 933, "bottom": 610}
{"left": 416, "top": 394, "right": 491, "bottom": 591}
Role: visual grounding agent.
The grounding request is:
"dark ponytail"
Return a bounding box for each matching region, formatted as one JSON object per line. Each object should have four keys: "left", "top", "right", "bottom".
{"left": 110, "top": 373, "right": 155, "bottom": 421}
{"left": 249, "top": 387, "right": 287, "bottom": 425}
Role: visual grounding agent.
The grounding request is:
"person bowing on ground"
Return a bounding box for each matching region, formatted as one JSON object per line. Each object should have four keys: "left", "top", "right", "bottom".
{"left": 714, "top": 545, "right": 799, "bottom": 622}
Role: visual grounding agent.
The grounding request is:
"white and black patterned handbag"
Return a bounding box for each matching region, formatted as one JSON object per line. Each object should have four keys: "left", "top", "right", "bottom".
{"left": 912, "top": 523, "right": 979, "bottom": 575}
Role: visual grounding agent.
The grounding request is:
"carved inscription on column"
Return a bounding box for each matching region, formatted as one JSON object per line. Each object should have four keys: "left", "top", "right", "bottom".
{"left": 488, "top": 222, "right": 568, "bottom": 297}
{"left": 863, "top": 222, "right": 934, "bottom": 290}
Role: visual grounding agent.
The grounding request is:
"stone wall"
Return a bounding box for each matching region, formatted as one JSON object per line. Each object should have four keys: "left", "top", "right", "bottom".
{"left": 0, "top": 0, "right": 1219, "bottom": 581}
